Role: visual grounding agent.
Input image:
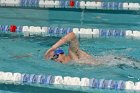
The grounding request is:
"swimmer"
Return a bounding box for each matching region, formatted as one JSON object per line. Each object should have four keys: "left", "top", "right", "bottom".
{"left": 44, "top": 32, "right": 97, "bottom": 64}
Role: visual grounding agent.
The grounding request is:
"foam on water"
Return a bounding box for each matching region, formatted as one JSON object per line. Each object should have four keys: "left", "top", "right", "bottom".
{"left": 67, "top": 54, "right": 140, "bottom": 69}
{"left": 96, "top": 55, "right": 140, "bottom": 68}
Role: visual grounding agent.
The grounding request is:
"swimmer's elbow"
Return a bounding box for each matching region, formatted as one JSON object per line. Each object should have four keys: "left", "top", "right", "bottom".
{"left": 67, "top": 32, "right": 76, "bottom": 40}
{"left": 71, "top": 32, "right": 76, "bottom": 39}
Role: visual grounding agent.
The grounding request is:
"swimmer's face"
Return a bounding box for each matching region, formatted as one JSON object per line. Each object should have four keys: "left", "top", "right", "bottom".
{"left": 51, "top": 53, "right": 65, "bottom": 63}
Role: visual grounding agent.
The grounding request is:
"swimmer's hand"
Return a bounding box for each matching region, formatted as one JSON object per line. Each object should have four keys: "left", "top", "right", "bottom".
{"left": 44, "top": 48, "right": 55, "bottom": 59}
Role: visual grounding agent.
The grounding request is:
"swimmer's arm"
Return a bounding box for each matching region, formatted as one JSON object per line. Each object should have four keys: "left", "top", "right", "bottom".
{"left": 51, "top": 32, "right": 78, "bottom": 50}
{"left": 45, "top": 32, "right": 79, "bottom": 59}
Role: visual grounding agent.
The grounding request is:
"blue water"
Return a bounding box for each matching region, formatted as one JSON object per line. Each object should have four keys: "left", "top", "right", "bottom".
{"left": 0, "top": 6, "right": 140, "bottom": 93}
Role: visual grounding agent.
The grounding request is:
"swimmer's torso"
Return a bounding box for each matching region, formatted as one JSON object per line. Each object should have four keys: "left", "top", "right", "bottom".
{"left": 68, "top": 48, "right": 98, "bottom": 64}
{"left": 69, "top": 48, "right": 91, "bottom": 59}
{"left": 68, "top": 35, "right": 96, "bottom": 64}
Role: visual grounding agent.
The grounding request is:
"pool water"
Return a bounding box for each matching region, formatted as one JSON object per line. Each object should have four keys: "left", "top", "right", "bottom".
{"left": 0, "top": 5, "right": 140, "bottom": 93}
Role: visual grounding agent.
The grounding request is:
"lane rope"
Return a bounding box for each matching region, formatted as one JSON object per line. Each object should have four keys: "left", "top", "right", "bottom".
{"left": 0, "top": 71, "right": 139, "bottom": 90}
{"left": 1, "top": 25, "right": 140, "bottom": 38}
{"left": 0, "top": 0, "right": 139, "bottom": 10}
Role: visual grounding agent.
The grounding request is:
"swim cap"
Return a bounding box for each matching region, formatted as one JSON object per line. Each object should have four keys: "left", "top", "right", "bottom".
{"left": 54, "top": 48, "right": 64, "bottom": 55}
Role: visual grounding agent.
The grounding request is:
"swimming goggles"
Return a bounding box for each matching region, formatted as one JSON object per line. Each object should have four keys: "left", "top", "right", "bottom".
{"left": 51, "top": 54, "right": 59, "bottom": 60}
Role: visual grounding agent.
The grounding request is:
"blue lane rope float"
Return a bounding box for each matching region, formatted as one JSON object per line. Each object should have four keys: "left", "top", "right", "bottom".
{"left": 0, "top": 0, "right": 139, "bottom": 10}
{"left": 21, "top": 73, "right": 53, "bottom": 85}
{"left": 1, "top": 25, "right": 140, "bottom": 38}
{"left": 101, "top": 2, "right": 123, "bottom": 10}
{"left": 0, "top": 25, "right": 9, "bottom": 32}
{"left": 99, "top": 29, "right": 125, "bottom": 37}
{"left": 20, "top": 0, "right": 39, "bottom": 7}
{"left": 0, "top": 71, "right": 139, "bottom": 90}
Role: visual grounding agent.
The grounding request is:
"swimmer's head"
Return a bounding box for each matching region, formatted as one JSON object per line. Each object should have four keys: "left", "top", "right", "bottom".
{"left": 51, "top": 48, "right": 65, "bottom": 63}
{"left": 54, "top": 48, "right": 64, "bottom": 55}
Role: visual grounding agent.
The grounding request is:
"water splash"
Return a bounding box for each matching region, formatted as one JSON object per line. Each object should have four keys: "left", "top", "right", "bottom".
{"left": 96, "top": 55, "right": 140, "bottom": 69}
